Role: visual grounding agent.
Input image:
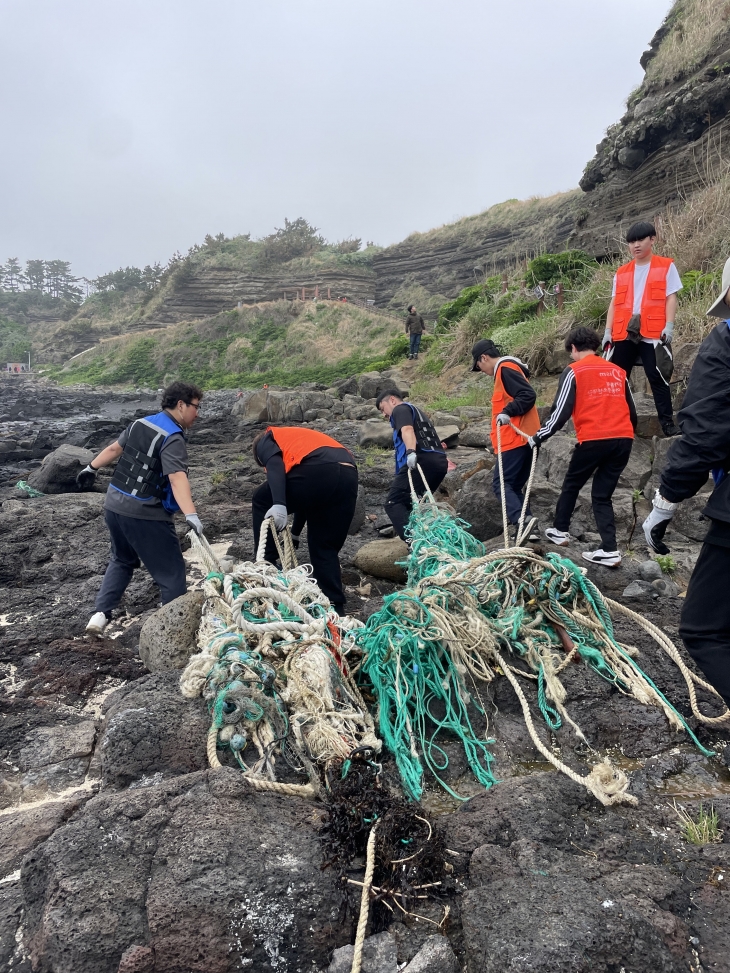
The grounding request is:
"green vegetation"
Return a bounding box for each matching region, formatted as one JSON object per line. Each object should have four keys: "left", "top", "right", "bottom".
{"left": 45, "top": 300, "right": 405, "bottom": 389}
{"left": 645, "top": 0, "right": 728, "bottom": 86}
{"left": 0, "top": 316, "right": 31, "bottom": 364}
{"left": 523, "top": 250, "right": 598, "bottom": 288}
{"left": 655, "top": 554, "right": 676, "bottom": 575}
{"left": 673, "top": 801, "right": 722, "bottom": 845}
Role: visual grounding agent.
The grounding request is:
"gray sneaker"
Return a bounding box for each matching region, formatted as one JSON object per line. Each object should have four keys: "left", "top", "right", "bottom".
{"left": 581, "top": 549, "right": 621, "bottom": 567}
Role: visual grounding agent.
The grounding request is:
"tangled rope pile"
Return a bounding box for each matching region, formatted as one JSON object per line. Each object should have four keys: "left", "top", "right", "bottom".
{"left": 181, "top": 520, "right": 380, "bottom": 798}
{"left": 356, "top": 459, "right": 730, "bottom": 807}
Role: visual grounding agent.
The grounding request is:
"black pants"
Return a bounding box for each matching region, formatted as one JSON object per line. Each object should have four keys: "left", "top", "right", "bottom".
{"left": 680, "top": 540, "right": 730, "bottom": 707}
{"left": 252, "top": 463, "right": 358, "bottom": 608}
{"left": 385, "top": 451, "right": 448, "bottom": 540}
{"left": 553, "top": 438, "right": 632, "bottom": 551}
{"left": 610, "top": 340, "right": 673, "bottom": 425}
{"left": 492, "top": 444, "right": 533, "bottom": 525}
{"left": 96, "top": 510, "right": 187, "bottom": 614}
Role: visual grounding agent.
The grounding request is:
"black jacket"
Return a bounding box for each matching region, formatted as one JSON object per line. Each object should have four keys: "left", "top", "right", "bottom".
{"left": 405, "top": 313, "right": 425, "bottom": 335}
{"left": 660, "top": 322, "right": 730, "bottom": 525}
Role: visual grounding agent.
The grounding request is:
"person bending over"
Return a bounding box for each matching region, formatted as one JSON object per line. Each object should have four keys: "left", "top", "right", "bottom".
{"left": 376, "top": 390, "right": 447, "bottom": 540}
{"left": 251, "top": 426, "right": 358, "bottom": 613}
{"left": 76, "top": 381, "right": 204, "bottom": 635}
{"left": 603, "top": 220, "right": 682, "bottom": 438}
{"left": 531, "top": 327, "right": 637, "bottom": 567}
{"left": 471, "top": 338, "right": 541, "bottom": 538}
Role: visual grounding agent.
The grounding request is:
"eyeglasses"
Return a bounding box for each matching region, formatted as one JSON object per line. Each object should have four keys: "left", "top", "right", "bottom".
{"left": 186, "top": 402, "right": 201, "bottom": 411}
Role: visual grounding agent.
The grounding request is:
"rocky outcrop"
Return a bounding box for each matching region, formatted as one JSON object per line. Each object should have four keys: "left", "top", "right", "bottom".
{"left": 138, "top": 592, "right": 205, "bottom": 672}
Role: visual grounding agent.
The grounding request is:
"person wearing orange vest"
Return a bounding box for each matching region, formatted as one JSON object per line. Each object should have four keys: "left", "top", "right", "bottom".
{"left": 531, "top": 327, "right": 637, "bottom": 567}
{"left": 251, "top": 426, "right": 358, "bottom": 612}
{"left": 603, "top": 220, "right": 682, "bottom": 438}
{"left": 471, "top": 339, "right": 541, "bottom": 535}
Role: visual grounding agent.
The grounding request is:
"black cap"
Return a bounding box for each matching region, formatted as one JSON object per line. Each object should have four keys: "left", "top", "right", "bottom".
{"left": 471, "top": 338, "right": 501, "bottom": 371}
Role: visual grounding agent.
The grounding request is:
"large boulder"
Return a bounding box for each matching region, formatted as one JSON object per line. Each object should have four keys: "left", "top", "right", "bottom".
{"left": 459, "top": 423, "right": 491, "bottom": 448}
{"left": 633, "top": 393, "right": 663, "bottom": 439}
{"left": 25, "top": 444, "right": 95, "bottom": 494}
{"left": 101, "top": 673, "right": 209, "bottom": 788}
{"left": 453, "top": 469, "right": 504, "bottom": 541}
{"left": 328, "top": 931, "right": 398, "bottom": 973}
{"left": 21, "top": 770, "right": 348, "bottom": 973}
{"left": 232, "top": 390, "right": 268, "bottom": 423}
{"left": 358, "top": 420, "right": 393, "bottom": 449}
{"left": 673, "top": 494, "right": 711, "bottom": 542}
{"left": 357, "top": 371, "right": 401, "bottom": 400}
{"left": 352, "top": 537, "right": 409, "bottom": 581}
{"left": 138, "top": 591, "right": 205, "bottom": 672}
{"left": 538, "top": 435, "right": 575, "bottom": 487}
{"left": 435, "top": 424, "right": 460, "bottom": 446}
{"left": 266, "top": 390, "right": 304, "bottom": 423}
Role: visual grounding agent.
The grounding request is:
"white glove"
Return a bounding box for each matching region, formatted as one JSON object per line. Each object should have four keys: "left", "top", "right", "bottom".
{"left": 265, "top": 504, "right": 288, "bottom": 531}
{"left": 642, "top": 491, "right": 677, "bottom": 555}
{"left": 495, "top": 413, "right": 510, "bottom": 426}
{"left": 602, "top": 328, "right": 612, "bottom": 350}
{"left": 661, "top": 322, "right": 674, "bottom": 344}
{"left": 406, "top": 450, "right": 418, "bottom": 470}
{"left": 76, "top": 464, "right": 97, "bottom": 490}
{"left": 185, "top": 513, "right": 204, "bottom": 535}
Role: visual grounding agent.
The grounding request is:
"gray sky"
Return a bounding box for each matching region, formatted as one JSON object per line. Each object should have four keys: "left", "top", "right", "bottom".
{"left": 1, "top": 0, "right": 672, "bottom": 279}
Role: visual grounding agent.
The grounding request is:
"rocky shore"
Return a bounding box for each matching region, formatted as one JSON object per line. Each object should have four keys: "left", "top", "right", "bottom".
{"left": 1, "top": 371, "right": 730, "bottom": 973}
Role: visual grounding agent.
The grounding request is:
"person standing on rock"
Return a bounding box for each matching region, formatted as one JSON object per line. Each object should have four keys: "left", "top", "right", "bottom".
{"left": 603, "top": 221, "right": 682, "bottom": 438}
{"left": 251, "top": 426, "right": 358, "bottom": 614}
{"left": 641, "top": 260, "right": 730, "bottom": 705}
{"left": 376, "top": 389, "right": 447, "bottom": 540}
{"left": 471, "top": 339, "right": 541, "bottom": 539}
{"left": 530, "top": 327, "right": 637, "bottom": 568}
{"left": 405, "top": 305, "right": 425, "bottom": 359}
{"left": 76, "top": 381, "right": 205, "bottom": 635}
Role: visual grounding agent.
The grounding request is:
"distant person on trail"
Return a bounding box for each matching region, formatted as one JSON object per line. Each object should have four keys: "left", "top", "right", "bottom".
{"left": 405, "top": 305, "right": 425, "bottom": 359}
{"left": 376, "top": 390, "right": 447, "bottom": 540}
{"left": 530, "top": 327, "right": 637, "bottom": 568}
{"left": 251, "top": 426, "right": 358, "bottom": 614}
{"left": 76, "top": 381, "right": 204, "bottom": 635}
{"left": 641, "top": 259, "right": 730, "bottom": 706}
{"left": 471, "top": 339, "right": 541, "bottom": 539}
{"left": 603, "top": 220, "right": 682, "bottom": 438}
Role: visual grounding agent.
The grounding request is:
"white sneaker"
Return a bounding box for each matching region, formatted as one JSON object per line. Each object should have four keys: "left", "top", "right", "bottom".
{"left": 581, "top": 549, "right": 621, "bottom": 568}
{"left": 85, "top": 611, "right": 109, "bottom": 635}
{"left": 545, "top": 527, "right": 571, "bottom": 546}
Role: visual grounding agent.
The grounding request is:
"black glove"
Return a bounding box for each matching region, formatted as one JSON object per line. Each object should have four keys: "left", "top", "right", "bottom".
{"left": 76, "top": 465, "right": 97, "bottom": 491}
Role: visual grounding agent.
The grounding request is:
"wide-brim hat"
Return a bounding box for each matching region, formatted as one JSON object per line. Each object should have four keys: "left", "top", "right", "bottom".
{"left": 706, "top": 256, "right": 730, "bottom": 318}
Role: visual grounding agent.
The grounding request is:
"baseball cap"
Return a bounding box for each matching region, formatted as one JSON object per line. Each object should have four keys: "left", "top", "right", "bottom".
{"left": 471, "top": 338, "right": 501, "bottom": 371}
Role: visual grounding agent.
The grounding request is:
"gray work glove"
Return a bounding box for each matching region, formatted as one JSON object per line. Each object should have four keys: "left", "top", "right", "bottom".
{"left": 265, "top": 504, "right": 288, "bottom": 531}
{"left": 661, "top": 322, "right": 674, "bottom": 344}
{"left": 76, "top": 464, "right": 97, "bottom": 491}
{"left": 642, "top": 491, "right": 677, "bottom": 555}
{"left": 185, "top": 513, "right": 204, "bottom": 536}
{"left": 602, "top": 328, "right": 612, "bottom": 350}
{"left": 406, "top": 450, "right": 418, "bottom": 471}
{"left": 527, "top": 435, "right": 540, "bottom": 451}
{"left": 495, "top": 413, "right": 510, "bottom": 426}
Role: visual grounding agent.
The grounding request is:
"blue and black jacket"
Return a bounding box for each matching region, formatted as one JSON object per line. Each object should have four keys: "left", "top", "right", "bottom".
{"left": 390, "top": 402, "right": 444, "bottom": 473}
{"left": 109, "top": 411, "right": 184, "bottom": 513}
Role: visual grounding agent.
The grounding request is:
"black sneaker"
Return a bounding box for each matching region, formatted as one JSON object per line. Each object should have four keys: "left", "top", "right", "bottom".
{"left": 662, "top": 421, "right": 681, "bottom": 437}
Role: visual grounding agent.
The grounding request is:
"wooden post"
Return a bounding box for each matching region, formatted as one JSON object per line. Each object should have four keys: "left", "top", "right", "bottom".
{"left": 501, "top": 273, "right": 508, "bottom": 294}
{"left": 327, "top": 286, "right": 331, "bottom": 300}
{"left": 315, "top": 285, "right": 319, "bottom": 299}
{"left": 302, "top": 288, "right": 306, "bottom": 301}
{"left": 555, "top": 282, "right": 564, "bottom": 311}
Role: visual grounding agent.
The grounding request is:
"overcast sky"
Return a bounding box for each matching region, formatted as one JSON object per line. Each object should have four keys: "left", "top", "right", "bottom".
{"left": 1, "top": 0, "right": 672, "bottom": 279}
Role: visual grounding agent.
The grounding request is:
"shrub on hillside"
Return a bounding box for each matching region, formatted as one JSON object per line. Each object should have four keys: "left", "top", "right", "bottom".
{"left": 524, "top": 250, "right": 597, "bottom": 289}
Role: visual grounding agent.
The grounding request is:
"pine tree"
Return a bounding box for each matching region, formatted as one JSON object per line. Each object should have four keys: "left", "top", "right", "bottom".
{"left": 4, "top": 258, "right": 24, "bottom": 292}
{"left": 25, "top": 259, "right": 46, "bottom": 292}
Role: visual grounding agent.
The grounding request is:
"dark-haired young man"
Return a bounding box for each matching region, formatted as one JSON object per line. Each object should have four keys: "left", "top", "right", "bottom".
{"left": 405, "top": 305, "right": 426, "bottom": 359}
{"left": 376, "top": 390, "right": 447, "bottom": 539}
{"left": 531, "top": 327, "right": 637, "bottom": 567}
{"left": 603, "top": 220, "right": 682, "bottom": 437}
{"left": 471, "top": 338, "right": 541, "bottom": 536}
{"left": 251, "top": 426, "right": 358, "bottom": 613}
{"left": 77, "top": 381, "right": 204, "bottom": 634}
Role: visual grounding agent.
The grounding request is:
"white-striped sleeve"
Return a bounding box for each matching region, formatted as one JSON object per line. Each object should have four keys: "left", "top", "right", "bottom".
{"left": 536, "top": 369, "right": 575, "bottom": 442}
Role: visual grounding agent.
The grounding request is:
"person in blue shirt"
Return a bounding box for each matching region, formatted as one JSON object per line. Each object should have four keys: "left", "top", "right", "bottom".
{"left": 376, "top": 389, "right": 447, "bottom": 539}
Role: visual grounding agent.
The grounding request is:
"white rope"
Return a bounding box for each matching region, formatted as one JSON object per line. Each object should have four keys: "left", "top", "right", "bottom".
{"left": 351, "top": 823, "right": 378, "bottom": 973}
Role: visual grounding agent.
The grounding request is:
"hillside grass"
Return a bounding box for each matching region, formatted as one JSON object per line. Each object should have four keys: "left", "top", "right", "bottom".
{"left": 43, "top": 300, "right": 406, "bottom": 389}
{"left": 645, "top": 0, "right": 730, "bottom": 87}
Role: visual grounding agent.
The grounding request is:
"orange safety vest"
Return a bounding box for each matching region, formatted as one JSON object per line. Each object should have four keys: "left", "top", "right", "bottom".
{"left": 267, "top": 426, "right": 350, "bottom": 472}
{"left": 569, "top": 355, "right": 634, "bottom": 444}
{"left": 612, "top": 255, "right": 673, "bottom": 341}
{"left": 490, "top": 360, "right": 540, "bottom": 452}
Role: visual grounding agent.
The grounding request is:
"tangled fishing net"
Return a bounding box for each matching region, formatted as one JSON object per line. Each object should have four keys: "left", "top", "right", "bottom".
{"left": 354, "top": 465, "right": 730, "bottom": 807}
{"left": 181, "top": 522, "right": 380, "bottom": 798}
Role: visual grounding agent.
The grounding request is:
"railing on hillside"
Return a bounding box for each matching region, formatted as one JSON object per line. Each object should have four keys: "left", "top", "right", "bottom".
{"left": 274, "top": 287, "right": 395, "bottom": 319}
